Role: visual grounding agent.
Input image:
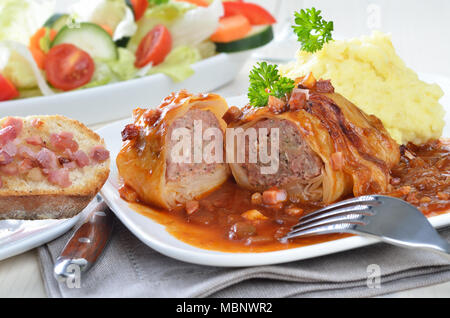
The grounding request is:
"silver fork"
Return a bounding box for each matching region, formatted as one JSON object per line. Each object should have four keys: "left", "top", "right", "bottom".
{"left": 284, "top": 195, "right": 450, "bottom": 258}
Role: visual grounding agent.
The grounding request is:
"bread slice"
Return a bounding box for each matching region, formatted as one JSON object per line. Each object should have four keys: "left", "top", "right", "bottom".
{"left": 0, "top": 115, "right": 110, "bottom": 219}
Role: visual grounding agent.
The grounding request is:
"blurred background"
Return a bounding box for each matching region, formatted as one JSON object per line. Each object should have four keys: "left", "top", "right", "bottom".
{"left": 260, "top": 0, "right": 450, "bottom": 77}
{"left": 54, "top": 0, "right": 450, "bottom": 77}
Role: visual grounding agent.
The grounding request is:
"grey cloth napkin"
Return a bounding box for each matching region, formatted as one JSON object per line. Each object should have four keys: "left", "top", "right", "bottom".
{"left": 38, "top": 213, "right": 450, "bottom": 298}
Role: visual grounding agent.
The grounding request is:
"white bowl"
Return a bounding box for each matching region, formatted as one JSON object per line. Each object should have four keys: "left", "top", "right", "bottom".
{"left": 0, "top": 52, "right": 250, "bottom": 126}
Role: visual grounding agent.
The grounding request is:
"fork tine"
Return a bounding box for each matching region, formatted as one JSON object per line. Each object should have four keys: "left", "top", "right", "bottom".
{"left": 292, "top": 204, "right": 375, "bottom": 230}
{"left": 283, "top": 222, "right": 356, "bottom": 240}
{"left": 298, "top": 195, "right": 379, "bottom": 223}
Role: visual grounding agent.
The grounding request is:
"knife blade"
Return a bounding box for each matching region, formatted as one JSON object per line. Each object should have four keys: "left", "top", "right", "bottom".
{"left": 53, "top": 194, "right": 114, "bottom": 283}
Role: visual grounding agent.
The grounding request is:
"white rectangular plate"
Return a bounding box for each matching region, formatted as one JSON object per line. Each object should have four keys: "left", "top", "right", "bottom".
{"left": 0, "top": 52, "right": 250, "bottom": 126}
{"left": 98, "top": 73, "right": 450, "bottom": 267}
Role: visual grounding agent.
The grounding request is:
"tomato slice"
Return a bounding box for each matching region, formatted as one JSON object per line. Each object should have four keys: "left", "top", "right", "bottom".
{"left": 130, "top": 0, "right": 148, "bottom": 21}
{"left": 223, "top": 2, "right": 276, "bottom": 25}
{"left": 135, "top": 24, "right": 172, "bottom": 68}
{"left": 45, "top": 44, "right": 95, "bottom": 91}
{"left": 0, "top": 74, "right": 19, "bottom": 101}
{"left": 29, "top": 27, "right": 57, "bottom": 69}
{"left": 210, "top": 15, "right": 251, "bottom": 43}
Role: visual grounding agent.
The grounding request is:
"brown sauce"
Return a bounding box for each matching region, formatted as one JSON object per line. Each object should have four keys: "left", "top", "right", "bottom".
{"left": 121, "top": 140, "right": 450, "bottom": 253}
{"left": 388, "top": 140, "right": 450, "bottom": 216}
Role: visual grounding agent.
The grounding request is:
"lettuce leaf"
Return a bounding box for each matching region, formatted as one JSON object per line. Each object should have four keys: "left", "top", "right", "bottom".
{"left": 106, "top": 47, "right": 137, "bottom": 80}
{"left": 196, "top": 40, "right": 216, "bottom": 59}
{"left": 127, "top": 1, "right": 194, "bottom": 52}
{"left": 0, "top": 41, "right": 54, "bottom": 95}
{"left": 147, "top": 45, "right": 200, "bottom": 82}
{"left": 0, "top": 0, "right": 54, "bottom": 44}
{"left": 170, "top": 0, "right": 222, "bottom": 48}
{"left": 82, "top": 61, "right": 113, "bottom": 89}
{"left": 18, "top": 87, "right": 43, "bottom": 99}
{"left": 0, "top": 1, "right": 54, "bottom": 92}
{"left": 83, "top": 48, "right": 137, "bottom": 88}
{"left": 1, "top": 50, "right": 37, "bottom": 89}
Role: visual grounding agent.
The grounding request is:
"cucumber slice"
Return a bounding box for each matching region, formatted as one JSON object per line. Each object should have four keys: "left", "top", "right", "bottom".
{"left": 51, "top": 23, "right": 118, "bottom": 60}
{"left": 43, "top": 13, "right": 69, "bottom": 32}
{"left": 214, "top": 25, "right": 274, "bottom": 53}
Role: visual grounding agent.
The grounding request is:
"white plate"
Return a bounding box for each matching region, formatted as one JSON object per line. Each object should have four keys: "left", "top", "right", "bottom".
{"left": 0, "top": 52, "right": 249, "bottom": 262}
{"left": 0, "top": 212, "right": 80, "bottom": 261}
{"left": 0, "top": 52, "right": 250, "bottom": 126}
{"left": 98, "top": 73, "right": 450, "bottom": 267}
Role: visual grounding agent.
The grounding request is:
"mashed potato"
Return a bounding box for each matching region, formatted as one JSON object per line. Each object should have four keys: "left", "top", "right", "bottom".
{"left": 279, "top": 31, "right": 445, "bottom": 145}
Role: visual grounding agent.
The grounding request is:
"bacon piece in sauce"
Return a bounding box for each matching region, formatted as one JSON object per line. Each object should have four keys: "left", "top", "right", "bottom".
{"left": 36, "top": 148, "right": 58, "bottom": 170}
{"left": 50, "top": 132, "right": 79, "bottom": 152}
{"left": 185, "top": 200, "right": 200, "bottom": 215}
{"left": 47, "top": 168, "right": 71, "bottom": 188}
{"left": 222, "top": 106, "right": 243, "bottom": 125}
{"left": 143, "top": 109, "right": 162, "bottom": 126}
{"left": 262, "top": 187, "right": 288, "bottom": 205}
{"left": 298, "top": 72, "right": 316, "bottom": 89}
{"left": 121, "top": 124, "right": 139, "bottom": 141}
{"left": 89, "top": 145, "right": 110, "bottom": 163}
{"left": 250, "top": 192, "right": 262, "bottom": 205}
{"left": 288, "top": 88, "right": 308, "bottom": 111}
{"left": 268, "top": 95, "right": 288, "bottom": 114}
{"left": 314, "top": 79, "right": 335, "bottom": 93}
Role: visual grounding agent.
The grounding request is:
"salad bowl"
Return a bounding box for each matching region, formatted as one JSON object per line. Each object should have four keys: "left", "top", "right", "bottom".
{"left": 0, "top": 51, "right": 249, "bottom": 125}
{"left": 0, "top": 0, "right": 276, "bottom": 124}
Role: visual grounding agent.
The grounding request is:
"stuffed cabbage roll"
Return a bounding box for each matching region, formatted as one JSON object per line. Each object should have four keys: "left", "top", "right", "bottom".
{"left": 224, "top": 78, "right": 400, "bottom": 204}
{"left": 117, "top": 91, "right": 230, "bottom": 209}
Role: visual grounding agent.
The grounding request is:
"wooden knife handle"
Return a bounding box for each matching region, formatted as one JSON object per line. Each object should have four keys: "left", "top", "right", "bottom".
{"left": 54, "top": 209, "right": 114, "bottom": 281}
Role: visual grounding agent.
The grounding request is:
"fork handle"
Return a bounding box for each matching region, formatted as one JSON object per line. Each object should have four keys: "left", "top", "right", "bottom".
{"left": 386, "top": 236, "right": 450, "bottom": 260}
{"left": 427, "top": 239, "right": 450, "bottom": 258}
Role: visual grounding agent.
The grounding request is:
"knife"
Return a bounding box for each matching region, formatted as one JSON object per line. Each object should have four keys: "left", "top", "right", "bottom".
{"left": 53, "top": 194, "right": 114, "bottom": 283}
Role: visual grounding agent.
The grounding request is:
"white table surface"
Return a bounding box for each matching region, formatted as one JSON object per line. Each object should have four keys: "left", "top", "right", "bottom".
{"left": 1, "top": 0, "right": 450, "bottom": 296}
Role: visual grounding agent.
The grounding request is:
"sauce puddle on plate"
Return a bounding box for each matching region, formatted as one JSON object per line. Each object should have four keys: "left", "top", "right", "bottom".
{"left": 122, "top": 139, "right": 450, "bottom": 253}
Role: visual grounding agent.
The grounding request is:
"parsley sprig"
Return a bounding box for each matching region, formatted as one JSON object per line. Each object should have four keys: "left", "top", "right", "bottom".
{"left": 292, "top": 8, "right": 333, "bottom": 53}
{"left": 248, "top": 62, "right": 295, "bottom": 107}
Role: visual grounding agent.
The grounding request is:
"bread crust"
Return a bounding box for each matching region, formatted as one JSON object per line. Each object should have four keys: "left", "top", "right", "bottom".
{"left": 0, "top": 115, "right": 110, "bottom": 219}
{"left": 0, "top": 194, "right": 94, "bottom": 219}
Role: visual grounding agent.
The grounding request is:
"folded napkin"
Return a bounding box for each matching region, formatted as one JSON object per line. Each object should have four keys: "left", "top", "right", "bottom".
{"left": 38, "top": 211, "right": 450, "bottom": 298}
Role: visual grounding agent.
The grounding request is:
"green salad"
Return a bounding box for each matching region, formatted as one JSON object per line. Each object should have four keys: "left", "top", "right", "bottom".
{"left": 0, "top": 0, "right": 276, "bottom": 102}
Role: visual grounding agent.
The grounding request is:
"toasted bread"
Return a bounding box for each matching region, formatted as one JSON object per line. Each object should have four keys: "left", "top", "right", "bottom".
{"left": 0, "top": 115, "right": 110, "bottom": 219}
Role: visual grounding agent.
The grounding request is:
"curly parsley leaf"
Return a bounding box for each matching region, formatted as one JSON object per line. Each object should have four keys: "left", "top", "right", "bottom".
{"left": 248, "top": 62, "right": 295, "bottom": 107}
{"left": 292, "top": 8, "right": 333, "bottom": 53}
